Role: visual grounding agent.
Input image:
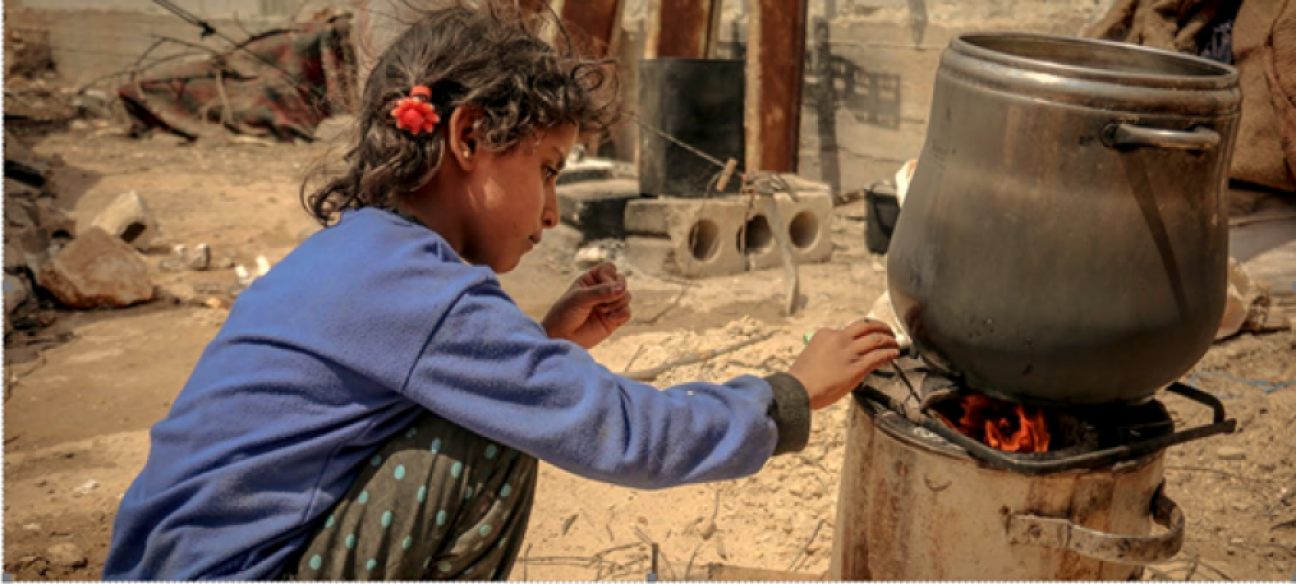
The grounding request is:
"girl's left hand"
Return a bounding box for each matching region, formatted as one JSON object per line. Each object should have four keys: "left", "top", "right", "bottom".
{"left": 541, "top": 262, "right": 633, "bottom": 349}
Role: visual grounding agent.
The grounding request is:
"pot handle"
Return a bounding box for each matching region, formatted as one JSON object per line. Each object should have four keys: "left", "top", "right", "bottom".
{"left": 1007, "top": 483, "right": 1184, "bottom": 565}
{"left": 1103, "top": 124, "right": 1220, "bottom": 151}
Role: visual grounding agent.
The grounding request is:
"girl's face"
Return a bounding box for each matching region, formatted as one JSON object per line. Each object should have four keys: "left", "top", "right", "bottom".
{"left": 462, "top": 124, "right": 577, "bottom": 273}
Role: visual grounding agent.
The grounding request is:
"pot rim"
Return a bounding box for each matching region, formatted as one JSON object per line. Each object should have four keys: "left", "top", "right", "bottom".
{"left": 951, "top": 32, "right": 1239, "bottom": 90}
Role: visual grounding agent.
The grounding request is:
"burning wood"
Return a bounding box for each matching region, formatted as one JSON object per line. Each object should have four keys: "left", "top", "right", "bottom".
{"left": 934, "top": 394, "right": 1051, "bottom": 453}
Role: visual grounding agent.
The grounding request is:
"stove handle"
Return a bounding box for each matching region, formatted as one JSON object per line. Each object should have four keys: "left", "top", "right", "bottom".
{"left": 1006, "top": 483, "right": 1184, "bottom": 565}
{"left": 1102, "top": 123, "right": 1221, "bottom": 151}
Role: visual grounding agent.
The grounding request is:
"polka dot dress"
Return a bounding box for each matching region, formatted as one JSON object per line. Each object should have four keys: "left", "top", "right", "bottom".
{"left": 282, "top": 411, "right": 537, "bottom": 580}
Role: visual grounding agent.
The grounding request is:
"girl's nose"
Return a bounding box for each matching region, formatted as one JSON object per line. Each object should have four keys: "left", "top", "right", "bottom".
{"left": 542, "top": 187, "right": 559, "bottom": 228}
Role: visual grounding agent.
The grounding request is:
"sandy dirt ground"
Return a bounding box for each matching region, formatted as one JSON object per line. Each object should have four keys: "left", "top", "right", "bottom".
{"left": 4, "top": 126, "right": 1295, "bottom": 581}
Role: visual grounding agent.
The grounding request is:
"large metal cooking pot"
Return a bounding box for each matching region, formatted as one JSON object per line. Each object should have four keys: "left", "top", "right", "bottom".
{"left": 886, "top": 33, "right": 1241, "bottom": 407}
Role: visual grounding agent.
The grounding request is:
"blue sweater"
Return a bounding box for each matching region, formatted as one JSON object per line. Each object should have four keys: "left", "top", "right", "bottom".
{"left": 103, "top": 208, "right": 809, "bottom": 580}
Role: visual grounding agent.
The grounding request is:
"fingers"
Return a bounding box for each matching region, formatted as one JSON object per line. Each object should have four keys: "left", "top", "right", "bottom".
{"left": 600, "top": 290, "right": 633, "bottom": 314}
{"left": 589, "top": 262, "right": 620, "bottom": 284}
{"left": 851, "top": 331, "right": 899, "bottom": 354}
{"left": 603, "top": 304, "right": 632, "bottom": 325}
{"left": 841, "top": 318, "right": 897, "bottom": 339}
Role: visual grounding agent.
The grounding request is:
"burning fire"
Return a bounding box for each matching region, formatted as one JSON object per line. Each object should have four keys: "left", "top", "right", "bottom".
{"left": 934, "top": 394, "right": 1051, "bottom": 453}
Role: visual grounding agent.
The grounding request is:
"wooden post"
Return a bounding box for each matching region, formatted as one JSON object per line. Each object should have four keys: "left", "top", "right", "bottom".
{"left": 744, "top": 0, "right": 808, "bottom": 173}
{"left": 645, "top": 0, "right": 725, "bottom": 59}
{"left": 556, "top": 0, "right": 624, "bottom": 58}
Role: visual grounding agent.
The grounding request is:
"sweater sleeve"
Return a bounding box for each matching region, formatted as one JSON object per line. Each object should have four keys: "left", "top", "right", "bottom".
{"left": 398, "top": 281, "right": 810, "bottom": 490}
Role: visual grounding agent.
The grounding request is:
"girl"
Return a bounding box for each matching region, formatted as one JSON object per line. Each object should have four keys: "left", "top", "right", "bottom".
{"left": 103, "top": 2, "right": 899, "bottom": 580}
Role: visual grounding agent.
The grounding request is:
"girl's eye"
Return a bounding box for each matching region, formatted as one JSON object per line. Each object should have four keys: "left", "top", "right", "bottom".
{"left": 543, "top": 166, "right": 559, "bottom": 181}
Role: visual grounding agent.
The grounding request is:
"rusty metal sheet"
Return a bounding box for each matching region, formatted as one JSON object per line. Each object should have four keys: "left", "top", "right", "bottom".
{"left": 558, "top": 0, "right": 624, "bottom": 57}
{"left": 744, "top": 0, "right": 808, "bottom": 173}
{"left": 645, "top": 0, "right": 723, "bottom": 59}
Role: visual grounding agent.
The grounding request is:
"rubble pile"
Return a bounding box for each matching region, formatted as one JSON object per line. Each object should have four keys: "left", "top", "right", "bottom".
{"left": 3, "top": 133, "right": 160, "bottom": 336}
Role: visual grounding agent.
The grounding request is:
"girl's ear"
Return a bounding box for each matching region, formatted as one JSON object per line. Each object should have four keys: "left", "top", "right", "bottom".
{"left": 446, "top": 105, "right": 484, "bottom": 171}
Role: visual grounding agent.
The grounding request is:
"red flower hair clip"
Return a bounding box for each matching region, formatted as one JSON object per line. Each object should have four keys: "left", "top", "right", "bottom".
{"left": 391, "top": 85, "right": 440, "bottom": 135}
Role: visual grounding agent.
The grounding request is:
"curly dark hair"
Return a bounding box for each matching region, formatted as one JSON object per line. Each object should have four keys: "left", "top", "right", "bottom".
{"left": 301, "top": 0, "right": 622, "bottom": 225}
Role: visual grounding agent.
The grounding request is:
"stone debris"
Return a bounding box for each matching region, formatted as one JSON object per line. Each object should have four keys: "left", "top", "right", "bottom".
{"left": 45, "top": 542, "right": 87, "bottom": 568}
{"left": 234, "top": 255, "right": 273, "bottom": 289}
{"left": 36, "top": 227, "right": 156, "bottom": 309}
{"left": 72, "top": 480, "right": 99, "bottom": 496}
{"left": 90, "top": 191, "right": 162, "bottom": 251}
{"left": 1216, "top": 446, "right": 1247, "bottom": 461}
{"left": 160, "top": 243, "right": 212, "bottom": 272}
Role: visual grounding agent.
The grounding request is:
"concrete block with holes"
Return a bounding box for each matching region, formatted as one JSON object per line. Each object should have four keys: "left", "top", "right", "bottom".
{"left": 624, "top": 195, "right": 749, "bottom": 278}
{"left": 743, "top": 189, "right": 836, "bottom": 271}
{"left": 623, "top": 176, "right": 835, "bottom": 279}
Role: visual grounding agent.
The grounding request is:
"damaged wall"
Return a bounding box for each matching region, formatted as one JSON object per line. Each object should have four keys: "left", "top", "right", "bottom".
{"left": 8, "top": 0, "right": 338, "bottom": 89}
{"left": 17, "top": 0, "right": 1108, "bottom": 191}
{"left": 657, "top": 0, "right": 1109, "bottom": 193}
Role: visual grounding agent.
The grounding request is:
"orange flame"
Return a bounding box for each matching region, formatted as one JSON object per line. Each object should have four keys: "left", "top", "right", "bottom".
{"left": 935, "top": 394, "right": 1051, "bottom": 453}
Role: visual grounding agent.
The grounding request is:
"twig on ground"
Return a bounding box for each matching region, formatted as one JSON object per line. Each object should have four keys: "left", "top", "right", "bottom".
{"left": 640, "top": 282, "right": 692, "bottom": 326}
{"left": 708, "top": 487, "right": 722, "bottom": 531}
{"left": 787, "top": 519, "right": 825, "bottom": 572}
{"left": 593, "top": 542, "right": 646, "bottom": 558}
{"left": 1183, "top": 556, "right": 1199, "bottom": 581}
{"left": 685, "top": 487, "right": 723, "bottom": 578}
{"left": 622, "top": 344, "right": 647, "bottom": 373}
{"left": 633, "top": 527, "right": 678, "bottom": 580}
{"left": 624, "top": 331, "right": 777, "bottom": 381}
{"left": 523, "top": 543, "right": 532, "bottom": 580}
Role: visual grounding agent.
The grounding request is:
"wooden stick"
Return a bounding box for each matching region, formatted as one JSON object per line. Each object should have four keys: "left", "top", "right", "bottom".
{"left": 786, "top": 518, "right": 825, "bottom": 572}
{"left": 624, "top": 332, "right": 777, "bottom": 381}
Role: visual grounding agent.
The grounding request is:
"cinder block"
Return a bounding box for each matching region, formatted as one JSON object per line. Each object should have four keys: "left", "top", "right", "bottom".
{"left": 625, "top": 196, "right": 748, "bottom": 278}
{"left": 623, "top": 177, "right": 835, "bottom": 279}
{"left": 739, "top": 190, "right": 835, "bottom": 270}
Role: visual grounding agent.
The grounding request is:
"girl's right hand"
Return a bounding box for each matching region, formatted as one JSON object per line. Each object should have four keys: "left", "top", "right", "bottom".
{"left": 789, "top": 319, "right": 901, "bottom": 410}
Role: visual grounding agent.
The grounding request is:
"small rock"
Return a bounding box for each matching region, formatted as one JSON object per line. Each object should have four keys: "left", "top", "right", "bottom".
{"left": 160, "top": 244, "right": 211, "bottom": 272}
{"left": 69, "top": 119, "right": 91, "bottom": 131}
{"left": 699, "top": 520, "right": 717, "bottom": 540}
{"left": 90, "top": 191, "right": 161, "bottom": 250}
{"left": 157, "top": 282, "right": 198, "bottom": 305}
{"left": 36, "top": 227, "right": 155, "bottom": 309}
{"left": 46, "top": 542, "right": 87, "bottom": 568}
{"left": 5, "top": 274, "right": 31, "bottom": 315}
{"left": 22, "top": 523, "right": 41, "bottom": 530}
{"left": 1217, "top": 446, "right": 1247, "bottom": 461}
{"left": 35, "top": 479, "right": 48, "bottom": 487}
{"left": 1229, "top": 538, "right": 1244, "bottom": 545}
{"left": 73, "top": 479, "right": 99, "bottom": 495}
{"left": 575, "top": 245, "right": 612, "bottom": 268}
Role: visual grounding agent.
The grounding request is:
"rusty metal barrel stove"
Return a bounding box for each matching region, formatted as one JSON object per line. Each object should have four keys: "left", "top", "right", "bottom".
{"left": 831, "top": 33, "right": 1242, "bottom": 580}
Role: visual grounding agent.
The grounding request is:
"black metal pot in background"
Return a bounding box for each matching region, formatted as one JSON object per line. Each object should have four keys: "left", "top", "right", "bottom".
{"left": 886, "top": 34, "right": 1242, "bottom": 407}
{"left": 637, "top": 59, "right": 746, "bottom": 197}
